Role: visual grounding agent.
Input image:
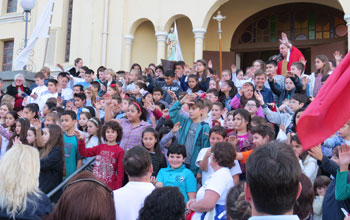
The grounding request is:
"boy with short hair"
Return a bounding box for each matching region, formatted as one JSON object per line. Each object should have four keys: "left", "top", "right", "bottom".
{"left": 74, "top": 93, "right": 87, "bottom": 120}
{"left": 210, "top": 102, "right": 224, "bottom": 127}
{"left": 27, "top": 72, "right": 48, "bottom": 105}
{"left": 156, "top": 144, "right": 197, "bottom": 203}
{"left": 60, "top": 110, "right": 82, "bottom": 177}
{"left": 196, "top": 126, "right": 242, "bottom": 185}
{"left": 152, "top": 87, "right": 169, "bottom": 109}
{"left": 254, "top": 70, "right": 274, "bottom": 104}
{"left": 265, "top": 60, "right": 285, "bottom": 102}
{"left": 57, "top": 72, "right": 73, "bottom": 101}
{"left": 151, "top": 70, "right": 183, "bottom": 105}
{"left": 174, "top": 61, "right": 185, "bottom": 86}
{"left": 73, "top": 84, "right": 84, "bottom": 94}
{"left": 38, "top": 79, "right": 58, "bottom": 111}
{"left": 235, "top": 123, "right": 275, "bottom": 163}
{"left": 205, "top": 89, "right": 219, "bottom": 104}
{"left": 169, "top": 94, "right": 210, "bottom": 175}
{"left": 76, "top": 68, "right": 93, "bottom": 89}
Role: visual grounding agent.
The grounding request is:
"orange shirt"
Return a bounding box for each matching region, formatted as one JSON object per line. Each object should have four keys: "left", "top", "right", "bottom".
{"left": 242, "top": 150, "right": 253, "bottom": 163}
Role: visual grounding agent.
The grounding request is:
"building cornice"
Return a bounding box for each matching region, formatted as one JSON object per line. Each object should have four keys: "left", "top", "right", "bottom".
{"left": 0, "top": 13, "right": 24, "bottom": 24}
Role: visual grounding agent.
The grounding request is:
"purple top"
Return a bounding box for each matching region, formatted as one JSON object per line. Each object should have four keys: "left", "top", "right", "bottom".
{"left": 0, "top": 124, "right": 12, "bottom": 140}
{"left": 119, "top": 118, "right": 152, "bottom": 151}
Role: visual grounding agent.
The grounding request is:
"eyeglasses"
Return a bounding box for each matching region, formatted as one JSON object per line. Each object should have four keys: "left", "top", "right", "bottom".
{"left": 245, "top": 104, "right": 257, "bottom": 107}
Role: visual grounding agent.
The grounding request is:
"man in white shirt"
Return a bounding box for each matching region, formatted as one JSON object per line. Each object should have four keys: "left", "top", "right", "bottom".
{"left": 243, "top": 141, "right": 302, "bottom": 220}
{"left": 113, "top": 147, "right": 154, "bottom": 220}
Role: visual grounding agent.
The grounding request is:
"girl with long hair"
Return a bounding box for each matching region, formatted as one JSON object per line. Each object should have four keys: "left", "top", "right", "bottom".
{"left": 7, "top": 118, "right": 30, "bottom": 150}
{"left": 306, "top": 54, "right": 332, "bottom": 97}
{"left": 39, "top": 124, "right": 65, "bottom": 202}
{"left": 0, "top": 111, "right": 17, "bottom": 157}
{"left": 142, "top": 128, "right": 167, "bottom": 176}
{"left": 219, "top": 80, "right": 237, "bottom": 111}
{"left": 196, "top": 59, "right": 210, "bottom": 91}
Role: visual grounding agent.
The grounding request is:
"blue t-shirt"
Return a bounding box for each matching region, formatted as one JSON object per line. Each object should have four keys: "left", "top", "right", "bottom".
{"left": 157, "top": 164, "right": 197, "bottom": 202}
{"left": 63, "top": 133, "right": 81, "bottom": 177}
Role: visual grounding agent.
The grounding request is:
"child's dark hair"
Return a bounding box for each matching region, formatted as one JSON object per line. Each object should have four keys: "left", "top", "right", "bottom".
{"left": 174, "top": 61, "right": 185, "bottom": 69}
{"left": 135, "top": 82, "right": 147, "bottom": 91}
{"left": 24, "top": 103, "right": 40, "bottom": 119}
{"left": 265, "top": 60, "right": 278, "bottom": 67}
{"left": 45, "top": 102, "right": 56, "bottom": 112}
{"left": 73, "top": 84, "right": 84, "bottom": 92}
{"left": 291, "top": 62, "right": 305, "bottom": 71}
{"left": 87, "top": 117, "right": 103, "bottom": 145}
{"left": 164, "top": 70, "right": 175, "bottom": 78}
{"left": 291, "top": 93, "right": 308, "bottom": 105}
{"left": 224, "top": 80, "right": 238, "bottom": 98}
{"left": 78, "top": 111, "right": 91, "bottom": 132}
{"left": 61, "top": 110, "right": 77, "bottom": 120}
{"left": 239, "top": 82, "right": 255, "bottom": 105}
{"left": 189, "top": 99, "right": 206, "bottom": 110}
{"left": 206, "top": 89, "right": 219, "bottom": 97}
{"left": 251, "top": 124, "right": 275, "bottom": 141}
{"left": 209, "top": 126, "right": 227, "bottom": 139}
{"left": 129, "top": 102, "right": 149, "bottom": 121}
{"left": 48, "top": 79, "right": 58, "bottom": 86}
{"left": 187, "top": 74, "right": 200, "bottom": 93}
{"left": 58, "top": 72, "right": 70, "bottom": 81}
{"left": 6, "top": 111, "right": 18, "bottom": 132}
{"left": 152, "top": 87, "right": 164, "bottom": 96}
{"left": 74, "top": 93, "right": 87, "bottom": 101}
{"left": 90, "top": 81, "right": 101, "bottom": 91}
{"left": 28, "top": 127, "right": 38, "bottom": 146}
{"left": 7, "top": 118, "right": 30, "bottom": 150}
{"left": 245, "top": 98, "right": 261, "bottom": 108}
{"left": 321, "top": 74, "right": 329, "bottom": 83}
{"left": 102, "top": 121, "right": 123, "bottom": 142}
{"left": 167, "top": 144, "right": 186, "bottom": 158}
{"left": 233, "top": 109, "right": 251, "bottom": 131}
{"left": 196, "top": 59, "right": 208, "bottom": 84}
{"left": 250, "top": 116, "right": 267, "bottom": 127}
{"left": 154, "top": 102, "right": 165, "bottom": 110}
{"left": 142, "top": 128, "right": 166, "bottom": 165}
{"left": 292, "top": 107, "right": 306, "bottom": 132}
{"left": 313, "top": 175, "right": 331, "bottom": 195}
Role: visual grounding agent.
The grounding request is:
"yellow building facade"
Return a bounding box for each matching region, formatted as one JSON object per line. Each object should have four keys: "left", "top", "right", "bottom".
{"left": 0, "top": 0, "right": 349, "bottom": 73}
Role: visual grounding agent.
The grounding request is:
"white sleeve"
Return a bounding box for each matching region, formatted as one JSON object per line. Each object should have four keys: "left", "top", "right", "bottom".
{"left": 195, "top": 148, "right": 208, "bottom": 167}
{"left": 230, "top": 160, "right": 242, "bottom": 176}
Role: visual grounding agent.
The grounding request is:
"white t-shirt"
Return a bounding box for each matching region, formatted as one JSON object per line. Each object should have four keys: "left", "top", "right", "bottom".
{"left": 113, "top": 181, "right": 155, "bottom": 220}
{"left": 38, "top": 92, "right": 58, "bottom": 111}
{"left": 61, "top": 87, "right": 74, "bottom": 100}
{"left": 27, "top": 85, "right": 48, "bottom": 105}
{"left": 196, "top": 147, "right": 242, "bottom": 185}
{"left": 192, "top": 167, "right": 234, "bottom": 220}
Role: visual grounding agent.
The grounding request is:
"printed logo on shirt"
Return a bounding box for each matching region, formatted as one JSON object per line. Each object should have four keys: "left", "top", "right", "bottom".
{"left": 176, "top": 175, "right": 184, "bottom": 183}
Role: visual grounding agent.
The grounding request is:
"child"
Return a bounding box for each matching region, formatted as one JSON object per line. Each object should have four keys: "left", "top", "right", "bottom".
{"left": 141, "top": 127, "right": 167, "bottom": 176}
{"left": 196, "top": 126, "right": 241, "bottom": 185}
{"left": 42, "top": 102, "right": 56, "bottom": 117}
{"left": 0, "top": 111, "right": 18, "bottom": 157}
{"left": 243, "top": 98, "right": 263, "bottom": 117}
{"left": 60, "top": 110, "right": 82, "bottom": 177}
{"left": 26, "top": 127, "right": 39, "bottom": 147}
{"left": 106, "top": 83, "right": 119, "bottom": 97}
{"left": 77, "top": 121, "right": 124, "bottom": 190}
{"left": 74, "top": 93, "right": 87, "bottom": 120}
{"left": 84, "top": 87, "right": 96, "bottom": 107}
{"left": 23, "top": 103, "right": 40, "bottom": 122}
{"left": 225, "top": 110, "right": 235, "bottom": 134}
{"left": 7, "top": 118, "right": 30, "bottom": 150}
{"left": 219, "top": 80, "right": 237, "bottom": 110}
{"left": 186, "top": 74, "right": 203, "bottom": 95}
{"left": 38, "top": 79, "right": 59, "bottom": 111}
{"left": 268, "top": 73, "right": 303, "bottom": 107}
{"left": 44, "top": 112, "right": 60, "bottom": 127}
{"left": 0, "top": 103, "right": 12, "bottom": 125}
{"left": 27, "top": 72, "right": 48, "bottom": 105}
{"left": 39, "top": 124, "right": 65, "bottom": 202}
{"left": 305, "top": 55, "right": 331, "bottom": 97}
{"left": 78, "top": 111, "right": 91, "bottom": 132}
{"left": 82, "top": 117, "right": 103, "bottom": 165}
{"left": 152, "top": 87, "right": 168, "bottom": 109}
{"left": 290, "top": 134, "right": 318, "bottom": 183}
{"left": 264, "top": 60, "right": 285, "bottom": 101}
{"left": 73, "top": 84, "right": 84, "bottom": 94}
{"left": 322, "top": 120, "right": 350, "bottom": 158}
{"left": 155, "top": 144, "right": 196, "bottom": 203}
{"left": 313, "top": 175, "right": 331, "bottom": 220}
{"left": 133, "top": 82, "right": 147, "bottom": 101}
{"left": 195, "top": 59, "right": 210, "bottom": 91}
{"left": 205, "top": 89, "right": 219, "bottom": 104}
{"left": 57, "top": 72, "right": 74, "bottom": 101}
{"left": 150, "top": 70, "right": 182, "bottom": 105}
{"left": 169, "top": 95, "right": 210, "bottom": 175}
{"left": 210, "top": 102, "right": 224, "bottom": 127}
{"left": 208, "top": 79, "right": 217, "bottom": 90}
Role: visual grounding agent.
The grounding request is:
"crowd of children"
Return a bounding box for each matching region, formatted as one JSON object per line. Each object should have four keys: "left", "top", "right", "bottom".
{"left": 0, "top": 32, "right": 349, "bottom": 220}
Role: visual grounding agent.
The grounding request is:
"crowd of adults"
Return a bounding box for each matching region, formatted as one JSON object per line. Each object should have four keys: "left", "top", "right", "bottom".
{"left": 0, "top": 32, "right": 349, "bottom": 220}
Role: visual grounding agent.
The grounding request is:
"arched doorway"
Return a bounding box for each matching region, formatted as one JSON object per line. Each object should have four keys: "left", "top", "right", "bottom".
{"left": 231, "top": 3, "right": 347, "bottom": 73}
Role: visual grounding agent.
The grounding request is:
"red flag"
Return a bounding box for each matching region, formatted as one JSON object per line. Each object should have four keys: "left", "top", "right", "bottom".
{"left": 297, "top": 52, "right": 350, "bottom": 150}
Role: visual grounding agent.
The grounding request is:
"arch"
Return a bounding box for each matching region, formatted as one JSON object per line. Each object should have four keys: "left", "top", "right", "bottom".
{"left": 230, "top": 2, "right": 346, "bottom": 51}
{"left": 202, "top": 0, "right": 229, "bottom": 29}
{"left": 163, "top": 14, "right": 194, "bottom": 32}
{"left": 128, "top": 18, "right": 155, "bottom": 36}
{"left": 131, "top": 20, "right": 157, "bottom": 68}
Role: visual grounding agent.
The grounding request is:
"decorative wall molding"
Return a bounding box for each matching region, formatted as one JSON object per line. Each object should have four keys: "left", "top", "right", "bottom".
{"left": 0, "top": 13, "right": 23, "bottom": 24}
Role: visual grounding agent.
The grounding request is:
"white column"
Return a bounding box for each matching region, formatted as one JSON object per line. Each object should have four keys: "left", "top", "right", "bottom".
{"left": 344, "top": 14, "right": 350, "bottom": 52}
{"left": 193, "top": 28, "right": 206, "bottom": 61}
{"left": 123, "top": 35, "right": 134, "bottom": 70}
{"left": 155, "top": 31, "right": 168, "bottom": 63}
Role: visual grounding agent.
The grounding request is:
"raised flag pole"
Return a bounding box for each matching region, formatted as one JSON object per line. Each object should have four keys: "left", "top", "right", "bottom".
{"left": 213, "top": 11, "right": 225, "bottom": 79}
{"left": 43, "top": 2, "right": 55, "bottom": 68}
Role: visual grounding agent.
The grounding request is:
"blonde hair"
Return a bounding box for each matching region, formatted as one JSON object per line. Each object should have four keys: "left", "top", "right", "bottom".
{"left": 1, "top": 95, "right": 15, "bottom": 104}
{"left": 105, "top": 68, "right": 116, "bottom": 80}
{"left": 0, "top": 144, "right": 40, "bottom": 218}
{"left": 85, "top": 87, "right": 96, "bottom": 105}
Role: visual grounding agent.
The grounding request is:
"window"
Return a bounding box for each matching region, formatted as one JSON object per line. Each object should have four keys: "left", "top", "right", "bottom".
{"left": 2, "top": 40, "right": 14, "bottom": 71}
{"left": 7, "top": 0, "right": 17, "bottom": 13}
{"left": 235, "top": 3, "right": 346, "bottom": 45}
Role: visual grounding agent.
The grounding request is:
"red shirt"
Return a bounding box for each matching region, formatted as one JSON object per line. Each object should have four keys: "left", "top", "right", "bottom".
{"left": 78, "top": 140, "right": 124, "bottom": 190}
